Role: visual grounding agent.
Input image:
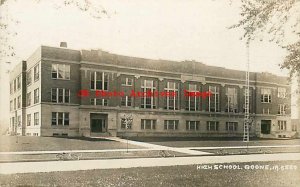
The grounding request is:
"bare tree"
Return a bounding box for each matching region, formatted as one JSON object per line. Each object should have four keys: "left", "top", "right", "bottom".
{"left": 0, "top": 0, "right": 109, "bottom": 59}
{"left": 231, "top": 0, "right": 300, "bottom": 77}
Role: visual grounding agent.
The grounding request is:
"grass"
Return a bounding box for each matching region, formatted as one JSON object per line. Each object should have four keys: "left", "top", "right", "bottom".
{"left": 131, "top": 137, "right": 300, "bottom": 148}
{"left": 0, "top": 136, "right": 142, "bottom": 152}
{"left": 1, "top": 160, "right": 299, "bottom": 186}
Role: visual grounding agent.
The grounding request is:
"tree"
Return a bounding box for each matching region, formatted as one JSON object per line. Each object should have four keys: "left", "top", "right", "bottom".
{"left": 231, "top": 0, "right": 300, "bottom": 78}
{"left": 0, "top": 0, "right": 108, "bottom": 59}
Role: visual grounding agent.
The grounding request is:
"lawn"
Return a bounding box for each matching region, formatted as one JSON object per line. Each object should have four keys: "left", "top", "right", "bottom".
{"left": 129, "top": 137, "right": 300, "bottom": 148}
{"left": 0, "top": 136, "right": 142, "bottom": 152}
{"left": 0, "top": 160, "right": 299, "bottom": 186}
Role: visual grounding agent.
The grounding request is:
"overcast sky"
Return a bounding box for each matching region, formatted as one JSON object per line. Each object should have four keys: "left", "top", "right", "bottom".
{"left": 0, "top": 0, "right": 294, "bottom": 124}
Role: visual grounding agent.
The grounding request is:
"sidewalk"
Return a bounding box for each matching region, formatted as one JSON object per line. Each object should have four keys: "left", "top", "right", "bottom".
{"left": 1, "top": 153, "right": 300, "bottom": 174}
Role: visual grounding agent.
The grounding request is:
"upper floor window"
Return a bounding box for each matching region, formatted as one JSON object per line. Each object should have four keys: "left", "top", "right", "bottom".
{"left": 34, "top": 64, "right": 39, "bottom": 81}
{"left": 141, "top": 79, "right": 157, "bottom": 109}
{"left": 185, "top": 84, "right": 200, "bottom": 111}
{"left": 10, "top": 100, "right": 13, "bottom": 111}
{"left": 141, "top": 119, "right": 156, "bottom": 130}
{"left": 165, "top": 81, "right": 179, "bottom": 110}
{"left": 26, "top": 92, "right": 31, "bottom": 106}
{"left": 278, "top": 120, "right": 287, "bottom": 131}
{"left": 121, "top": 77, "right": 133, "bottom": 86}
{"left": 278, "top": 104, "right": 287, "bottom": 115}
{"left": 90, "top": 71, "right": 109, "bottom": 90}
{"left": 90, "top": 98, "right": 108, "bottom": 106}
{"left": 262, "top": 108, "right": 270, "bottom": 114}
{"left": 34, "top": 112, "right": 39, "bottom": 126}
{"left": 17, "top": 76, "right": 21, "bottom": 90}
{"left": 17, "top": 95, "right": 21, "bottom": 108}
{"left": 51, "top": 88, "right": 70, "bottom": 103}
{"left": 33, "top": 88, "right": 39, "bottom": 104}
{"left": 225, "top": 87, "right": 238, "bottom": 113}
{"left": 261, "top": 88, "right": 271, "bottom": 103}
{"left": 13, "top": 98, "right": 16, "bottom": 110}
{"left": 207, "top": 121, "right": 219, "bottom": 131}
{"left": 278, "top": 87, "right": 286, "bottom": 98}
{"left": 51, "top": 64, "right": 70, "bottom": 80}
{"left": 26, "top": 70, "right": 32, "bottom": 86}
{"left": 14, "top": 79, "right": 16, "bottom": 91}
{"left": 10, "top": 82, "right": 13, "bottom": 94}
{"left": 226, "top": 122, "right": 238, "bottom": 131}
{"left": 208, "top": 86, "right": 220, "bottom": 112}
{"left": 164, "top": 120, "right": 179, "bottom": 130}
{"left": 121, "top": 96, "right": 132, "bottom": 107}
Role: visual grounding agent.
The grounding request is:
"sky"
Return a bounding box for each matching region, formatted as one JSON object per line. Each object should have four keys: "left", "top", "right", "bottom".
{"left": 0, "top": 0, "right": 295, "bottom": 126}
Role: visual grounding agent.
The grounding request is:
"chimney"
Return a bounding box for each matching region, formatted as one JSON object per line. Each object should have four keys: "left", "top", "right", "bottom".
{"left": 60, "top": 42, "right": 67, "bottom": 48}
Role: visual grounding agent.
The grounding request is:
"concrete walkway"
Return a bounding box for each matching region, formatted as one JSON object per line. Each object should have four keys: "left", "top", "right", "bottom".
{"left": 1, "top": 153, "right": 299, "bottom": 174}
{"left": 101, "top": 137, "right": 209, "bottom": 155}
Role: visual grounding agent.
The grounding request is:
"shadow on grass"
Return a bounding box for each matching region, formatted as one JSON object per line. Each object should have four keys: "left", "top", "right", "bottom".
{"left": 50, "top": 136, "right": 115, "bottom": 142}
{"left": 126, "top": 136, "right": 263, "bottom": 142}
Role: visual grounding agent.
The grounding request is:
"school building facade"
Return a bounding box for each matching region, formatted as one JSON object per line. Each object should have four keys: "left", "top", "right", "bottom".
{"left": 8, "top": 44, "right": 298, "bottom": 139}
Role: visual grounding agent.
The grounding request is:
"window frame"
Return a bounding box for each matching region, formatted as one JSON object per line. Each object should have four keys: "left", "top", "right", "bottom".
{"left": 51, "top": 64, "right": 70, "bottom": 80}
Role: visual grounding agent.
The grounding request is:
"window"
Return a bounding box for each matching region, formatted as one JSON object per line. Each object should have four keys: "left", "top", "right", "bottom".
{"left": 186, "top": 121, "right": 200, "bottom": 131}
{"left": 34, "top": 112, "right": 39, "bottom": 126}
{"left": 26, "top": 92, "right": 31, "bottom": 106}
{"left": 10, "top": 100, "right": 13, "bottom": 111}
{"left": 292, "top": 124, "right": 297, "bottom": 132}
{"left": 14, "top": 79, "right": 16, "bottom": 91}
{"left": 13, "top": 98, "right": 16, "bottom": 110}
{"left": 207, "top": 121, "right": 219, "bottom": 131}
{"left": 17, "top": 96, "right": 21, "bottom": 108}
{"left": 208, "top": 86, "right": 220, "bottom": 112}
{"left": 226, "top": 122, "right": 238, "bottom": 131}
{"left": 165, "top": 82, "right": 179, "bottom": 110}
{"left": 121, "top": 96, "right": 132, "bottom": 107}
{"left": 51, "top": 112, "right": 69, "bottom": 126}
{"left": 141, "top": 80, "right": 157, "bottom": 109}
{"left": 51, "top": 64, "right": 70, "bottom": 79}
{"left": 51, "top": 88, "right": 70, "bottom": 103}
{"left": 10, "top": 82, "right": 13, "bottom": 94}
{"left": 11, "top": 117, "right": 15, "bottom": 127}
{"left": 278, "top": 104, "right": 287, "bottom": 115}
{"left": 17, "top": 76, "right": 21, "bottom": 90}
{"left": 90, "top": 71, "right": 109, "bottom": 90}
{"left": 278, "top": 120, "right": 287, "bottom": 131}
{"left": 278, "top": 87, "right": 286, "bottom": 98}
{"left": 141, "top": 119, "right": 156, "bottom": 130}
{"left": 121, "top": 118, "right": 133, "bottom": 129}
{"left": 164, "top": 120, "right": 179, "bottom": 130}
{"left": 90, "top": 98, "right": 108, "bottom": 106}
{"left": 121, "top": 77, "right": 133, "bottom": 86}
{"left": 27, "top": 114, "right": 31, "bottom": 126}
{"left": 34, "top": 88, "right": 39, "bottom": 104}
{"left": 185, "top": 84, "right": 200, "bottom": 111}
{"left": 261, "top": 88, "right": 271, "bottom": 103}
{"left": 26, "top": 70, "right": 32, "bottom": 85}
{"left": 262, "top": 108, "right": 270, "bottom": 114}
{"left": 226, "top": 87, "right": 238, "bottom": 113}
{"left": 17, "top": 115, "right": 21, "bottom": 127}
{"left": 34, "top": 64, "right": 39, "bottom": 81}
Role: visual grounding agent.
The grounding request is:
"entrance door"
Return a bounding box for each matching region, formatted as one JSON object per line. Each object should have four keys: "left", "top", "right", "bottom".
{"left": 91, "top": 119, "right": 106, "bottom": 133}
{"left": 261, "top": 120, "right": 271, "bottom": 134}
